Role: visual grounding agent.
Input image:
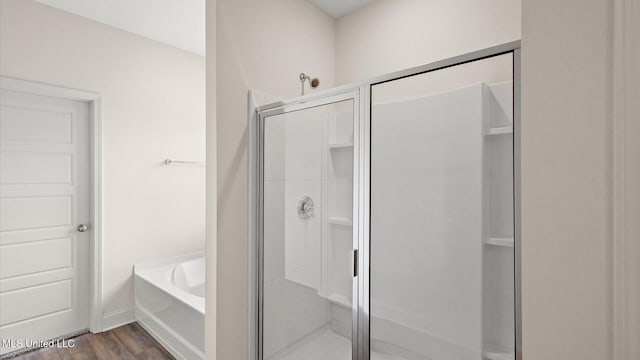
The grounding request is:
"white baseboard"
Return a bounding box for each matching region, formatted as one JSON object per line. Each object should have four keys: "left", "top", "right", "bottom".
{"left": 102, "top": 308, "right": 135, "bottom": 332}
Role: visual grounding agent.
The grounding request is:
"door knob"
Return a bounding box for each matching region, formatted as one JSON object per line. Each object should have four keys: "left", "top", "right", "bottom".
{"left": 77, "top": 224, "right": 89, "bottom": 232}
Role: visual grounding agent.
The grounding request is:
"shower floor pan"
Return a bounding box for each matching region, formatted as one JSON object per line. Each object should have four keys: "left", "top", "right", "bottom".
{"left": 266, "top": 327, "right": 401, "bottom": 360}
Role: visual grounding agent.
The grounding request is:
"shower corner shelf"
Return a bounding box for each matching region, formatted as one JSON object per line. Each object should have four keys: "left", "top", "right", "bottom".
{"left": 484, "top": 237, "right": 514, "bottom": 247}
{"left": 328, "top": 142, "right": 353, "bottom": 150}
{"left": 486, "top": 126, "right": 513, "bottom": 135}
{"left": 327, "top": 293, "right": 351, "bottom": 308}
{"left": 328, "top": 217, "right": 353, "bottom": 226}
{"left": 483, "top": 351, "right": 515, "bottom": 360}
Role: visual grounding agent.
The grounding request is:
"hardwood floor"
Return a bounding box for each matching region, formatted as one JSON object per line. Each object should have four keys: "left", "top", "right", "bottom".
{"left": 5, "top": 323, "right": 174, "bottom": 360}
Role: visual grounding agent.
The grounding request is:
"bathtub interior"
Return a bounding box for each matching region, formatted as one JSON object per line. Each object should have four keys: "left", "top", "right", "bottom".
{"left": 172, "top": 257, "right": 206, "bottom": 297}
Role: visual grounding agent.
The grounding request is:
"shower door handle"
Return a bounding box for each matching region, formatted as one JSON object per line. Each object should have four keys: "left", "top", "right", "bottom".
{"left": 353, "top": 249, "right": 358, "bottom": 277}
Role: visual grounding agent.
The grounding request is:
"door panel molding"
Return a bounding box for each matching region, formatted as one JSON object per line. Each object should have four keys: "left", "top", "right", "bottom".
{"left": 0, "top": 76, "right": 104, "bottom": 333}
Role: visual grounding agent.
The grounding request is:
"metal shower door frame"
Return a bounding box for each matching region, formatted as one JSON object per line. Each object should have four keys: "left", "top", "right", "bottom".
{"left": 254, "top": 89, "right": 363, "bottom": 360}
{"left": 252, "top": 40, "right": 522, "bottom": 360}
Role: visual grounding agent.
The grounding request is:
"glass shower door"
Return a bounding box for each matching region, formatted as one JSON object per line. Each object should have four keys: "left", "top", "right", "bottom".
{"left": 369, "top": 53, "right": 516, "bottom": 360}
{"left": 260, "top": 97, "right": 357, "bottom": 360}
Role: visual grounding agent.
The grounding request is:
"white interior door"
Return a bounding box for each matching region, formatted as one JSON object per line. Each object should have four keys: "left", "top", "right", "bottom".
{"left": 0, "top": 88, "right": 90, "bottom": 355}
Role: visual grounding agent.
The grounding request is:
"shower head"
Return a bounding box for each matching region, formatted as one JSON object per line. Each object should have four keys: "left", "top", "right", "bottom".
{"left": 299, "top": 72, "right": 320, "bottom": 95}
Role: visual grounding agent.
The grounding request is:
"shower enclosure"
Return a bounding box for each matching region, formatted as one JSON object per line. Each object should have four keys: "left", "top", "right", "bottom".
{"left": 250, "top": 42, "right": 521, "bottom": 360}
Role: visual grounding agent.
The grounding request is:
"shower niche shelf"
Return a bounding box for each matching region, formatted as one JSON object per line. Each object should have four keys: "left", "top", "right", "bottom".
{"left": 482, "top": 81, "right": 515, "bottom": 360}
{"left": 484, "top": 237, "right": 514, "bottom": 247}
{"left": 486, "top": 126, "right": 513, "bottom": 135}
{"left": 484, "top": 351, "right": 514, "bottom": 360}
{"left": 317, "top": 107, "right": 355, "bottom": 339}
{"left": 329, "top": 142, "right": 353, "bottom": 149}
{"left": 328, "top": 217, "right": 353, "bottom": 226}
{"left": 327, "top": 293, "right": 351, "bottom": 308}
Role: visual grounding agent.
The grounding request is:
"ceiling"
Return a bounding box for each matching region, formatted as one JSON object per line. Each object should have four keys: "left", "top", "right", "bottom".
{"left": 34, "top": 0, "right": 205, "bottom": 56}
{"left": 309, "top": 0, "right": 374, "bottom": 18}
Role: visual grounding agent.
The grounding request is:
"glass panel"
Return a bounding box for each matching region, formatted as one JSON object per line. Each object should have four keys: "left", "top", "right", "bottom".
{"left": 262, "top": 99, "right": 355, "bottom": 360}
{"left": 370, "top": 53, "right": 515, "bottom": 360}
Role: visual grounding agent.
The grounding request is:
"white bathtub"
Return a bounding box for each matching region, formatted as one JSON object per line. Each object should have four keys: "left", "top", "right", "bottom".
{"left": 134, "top": 252, "right": 205, "bottom": 360}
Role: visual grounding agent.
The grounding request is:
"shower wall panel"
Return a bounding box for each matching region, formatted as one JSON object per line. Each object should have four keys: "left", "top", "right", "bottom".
{"left": 263, "top": 111, "right": 329, "bottom": 358}
{"left": 371, "top": 84, "right": 485, "bottom": 359}
{"left": 370, "top": 79, "right": 515, "bottom": 360}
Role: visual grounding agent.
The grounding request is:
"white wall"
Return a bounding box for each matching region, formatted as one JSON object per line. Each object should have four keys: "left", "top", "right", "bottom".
{"left": 335, "top": 0, "right": 521, "bottom": 84}
{"left": 215, "top": 0, "right": 335, "bottom": 358}
{"left": 0, "top": 0, "right": 205, "bottom": 322}
{"left": 521, "top": 0, "right": 613, "bottom": 358}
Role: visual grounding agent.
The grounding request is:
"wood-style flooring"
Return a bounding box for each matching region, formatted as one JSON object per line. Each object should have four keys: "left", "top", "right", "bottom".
{"left": 4, "top": 323, "right": 174, "bottom": 360}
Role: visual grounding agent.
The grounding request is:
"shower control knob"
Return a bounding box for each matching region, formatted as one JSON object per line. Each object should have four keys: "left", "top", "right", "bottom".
{"left": 77, "top": 224, "right": 89, "bottom": 232}
{"left": 297, "top": 196, "right": 315, "bottom": 220}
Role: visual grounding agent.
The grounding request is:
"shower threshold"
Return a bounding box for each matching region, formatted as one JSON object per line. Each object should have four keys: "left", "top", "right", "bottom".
{"left": 265, "top": 326, "right": 402, "bottom": 360}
